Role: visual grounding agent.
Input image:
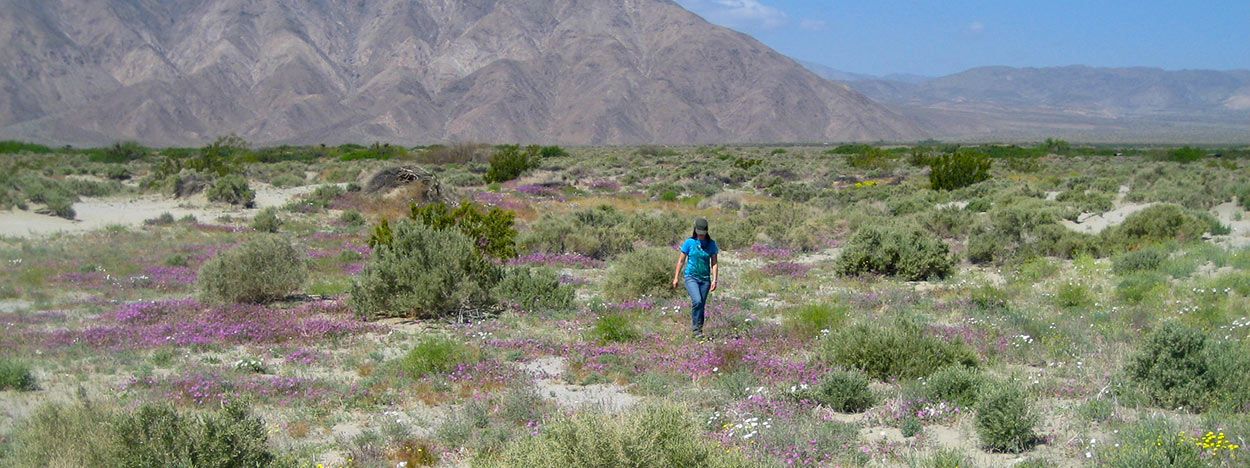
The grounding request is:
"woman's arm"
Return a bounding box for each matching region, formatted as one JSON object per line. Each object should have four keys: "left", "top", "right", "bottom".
{"left": 672, "top": 252, "right": 688, "bottom": 289}
{"left": 710, "top": 254, "right": 719, "bottom": 292}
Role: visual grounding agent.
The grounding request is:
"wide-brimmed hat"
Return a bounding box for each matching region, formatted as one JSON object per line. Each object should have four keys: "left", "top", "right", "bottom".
{"left": 694, "top": 218, "right": 709, "bottom": 235}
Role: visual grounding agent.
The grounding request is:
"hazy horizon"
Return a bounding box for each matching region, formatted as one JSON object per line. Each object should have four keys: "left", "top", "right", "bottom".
{"left": 674, "top": 0, "right": 1250, "bottom": 77}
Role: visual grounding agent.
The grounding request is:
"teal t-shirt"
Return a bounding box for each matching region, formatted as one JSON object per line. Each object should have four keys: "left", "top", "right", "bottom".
{"left": 681, "top": 238, "right": 719, "bottom": 280}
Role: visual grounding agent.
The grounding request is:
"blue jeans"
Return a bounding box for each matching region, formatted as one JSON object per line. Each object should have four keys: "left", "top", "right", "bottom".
{"left": 684, "top": 277, "right": 711, "bottom": 334}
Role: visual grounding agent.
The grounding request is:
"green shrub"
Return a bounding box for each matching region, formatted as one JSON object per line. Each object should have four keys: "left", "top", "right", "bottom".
{"left": 1112, "top": 247, "right": 1168, "bottom": 274}
{"left": 350, "top": 219, "right": 500, "bottom": 319}
{"left": 339, "top": 209, "right": 366, "bottom": 226}
{"left": 403, "top": 202, "right": 518, "bottom": 259}
{"left": 519, "top": 206, "right": 636, "bottom": 259}
{"left": 0, "top": 358, "right": 36, "bottom": 391}
{"left": 1104, "top": 204, "right": 1207, "bottom": 248}
{"left": 625, "top": 211, "right": 690, "bottom": 247}
{"left": 43, "top": 196, "right": 75, "bottom": 219}
{"left": 1077, "top": 398, "right": 1115, "bottom": 422}
{"left": 1167, "top": 146, "right": 1205, "bottom": 163}
{"left": 970, "top": 285, "right": 1009, "bottom": 311}
{"left": 1234, "top": 183, "right": 1250, "bottom": 211}
{"left": 92, "top": 141, "right": 149, "bottom": 163}
{"left": 198, "top": 235, "right": 307, "bottom": 304}
{"left": 922, "top": 448, "right": 967, "bottom": 468}
{"left": 930, "top": 150, "right": 991, "bottom": 191}
{"left": 484, "top": 145, "right": 541, "bottom": 183}
{"left": 796, "top": 370, "right": 877, "bottom": 412}
{"left": 846, "top": 148, "right": 895, "bottom": 171}
{"left": 901, "top": 417, "right": 923, "bottom": 438}
{"left": 492, "top": 266, "right": 575, "bottom": 312}
{"left": 189, "top": 135, "right": 250, "bottom": 177}
{"left": 1, "top": 400, "right": 293, "bottom": 468}
{"left": 975, "top": 386, "right": 1037, "bottom": 453}
{"left": 590, "top": 314, "right": 641, "bottom": 343}
{"left": 206, "top": 174, "right": 256, "bottom": 207}
{"left": 251, "top": 207, "right": 282, "bottom": 233}
{"left": 782, "top": 303, "right": 848, "bottom": 339}
{"left": 819, "top": 320, "right": 978, "bottom": 381}
{"left": 914, "top": 366, "right": 985, "bottom": 408}
{"left": 834, "top": 225, "right": 954, "bottom": 281}
{"left": 1117, "top": 322, "right": 1250, "bottom": 412}
{"left": 1053, "top": 281, "right": 1094, "bottom": 309}
{"left": 602, "top": 247, "right": 682, "bottom": 302}
{"left": 479, "top": 404, "right": 760, "bottom": 468}
{"left": 398, "top": 335, "right": 477, "bottom": 378}
{"left": 1115, "top": 273, "right": 1167, "bottom": 304}
{"left": 0, "top": 140, "right": 53, "bottom": 154}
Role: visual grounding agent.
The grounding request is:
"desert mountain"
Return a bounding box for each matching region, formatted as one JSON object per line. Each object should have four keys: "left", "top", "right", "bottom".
{"left": 835, "top": 65, "right": 1250, "bottom": 142}
{"left": 0, "top": 0, "right": 923, "bottom": 147}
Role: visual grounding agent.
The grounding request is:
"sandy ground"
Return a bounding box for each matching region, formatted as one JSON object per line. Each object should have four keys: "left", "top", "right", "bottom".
{"left": 0, "top": 184, "right": 330, "bottom": 238}
{"left": 522, "top": 356, "right": 638, "bottom": 412}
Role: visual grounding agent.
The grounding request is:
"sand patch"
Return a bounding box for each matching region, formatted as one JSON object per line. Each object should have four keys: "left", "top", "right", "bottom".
{"left": 0, "top": 184, "right": 333, "bottom": 238}
{"left": 522, "top": 356, "right": 638, "bottom": 412}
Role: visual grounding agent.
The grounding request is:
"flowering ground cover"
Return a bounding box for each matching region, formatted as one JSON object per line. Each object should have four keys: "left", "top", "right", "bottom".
{"left": 3, "top": 144, "right": 1250, "bottom": 468}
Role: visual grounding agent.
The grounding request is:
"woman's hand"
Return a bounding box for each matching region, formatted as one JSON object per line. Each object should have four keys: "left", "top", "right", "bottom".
{"left": 672, "top": 278, "right": 680, "bottom": 289}
{"left": 710, "top": 281, "right": 718, "bottom": 292}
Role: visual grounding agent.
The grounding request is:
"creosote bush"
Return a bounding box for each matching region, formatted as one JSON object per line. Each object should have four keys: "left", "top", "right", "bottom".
{"left": 912, "top": 366, "right": 985, "bottom": 408}
{"left": 0, "top": 358, "right": 37, "bottom": 391}
{"left": 492, "top": 266, "right": 575, "bottom": 312}
{"left": 0, "top": 400, "right": 295, "bottom": 468}
{"left": 929, "top": 150, "right": 991, "bottom": 191}
{"left": 820, "top": 320, "right": 978, "bottom": 381}
{"left": 975, "top": 386, "right": 1038, "bottom": 453}
{"left": 484, "top": 144, "right": 542, "bottom": 183}
{"left": 795, "top": 370, "right": 877, "bottom": 413}
{"left": 351, "top": 219, "right": 500, "bottom": 319}
{"left": 1119, "top": 322, "right": 1250, "bottom": 412}
{"left": 250, "top": 207, "right": 281, "bottom": 233}
{"left": 782, "top": 303, "right": 848, "bottom": 339}
{"left": 602, "top": 246, "right": 682, "bottom": 302}
{"left": 198, "top": 235, "right": 307, "bottom": 304}
{"left": 478, "top": 404, "right": 762, "bottom": 468}
{"left": 206, "top": 174, "right": 256, "bottom": 207}
{"left": 1104, "top": 204, "right": 1207, "bottom": 249}
{"left": 835, "top": 225, "right": 954, "bottom": 281}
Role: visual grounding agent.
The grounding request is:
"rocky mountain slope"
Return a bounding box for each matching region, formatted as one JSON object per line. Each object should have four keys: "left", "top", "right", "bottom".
{"left": 0, "top": 0, "right": 923, "bottom": 146}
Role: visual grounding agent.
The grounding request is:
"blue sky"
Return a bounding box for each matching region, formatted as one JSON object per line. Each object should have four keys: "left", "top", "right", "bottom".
{"left": 673, "top": 0, "right": 1250, "bottom": 77}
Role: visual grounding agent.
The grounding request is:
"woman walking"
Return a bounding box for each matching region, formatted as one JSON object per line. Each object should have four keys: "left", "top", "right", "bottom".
{"left": 673, "top": 218, "right": 719, "bottom": 339}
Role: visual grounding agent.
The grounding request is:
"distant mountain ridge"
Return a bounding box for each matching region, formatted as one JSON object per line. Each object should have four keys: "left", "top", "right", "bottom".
{"left": 799, "top": 62, "right": 1250, "bottom": 142}
{"left": 0, "top": 0, "right": 923, "bottom": 146}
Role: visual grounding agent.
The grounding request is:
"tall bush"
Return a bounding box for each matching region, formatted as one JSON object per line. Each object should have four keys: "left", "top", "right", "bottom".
{"left": 484, "top": 145, "right": 541, "bottom": 183}
{"left": 975, "top": 386, "right": 1038, "bottom": 453}
{"left": 819, "top": 320, "right": 978, "bottom": 381}
{"left": 206, "top": 174, "right": 255, "bottom": 207}
{"left": 835, "top": 225, "right": 954, "bottom": 281}
{"left": 930, "top": 150, "right": 991, "bottom": 191}
{"left": 198, "top": 236, "right": 307, "bottom": 304}
{"left": 492, "top": 266, "right": 575, "bottom": 312}
{"left": 350, "top": 219, "right": 500, "bottom": 319}
{"left": 602, "top": 247, "right": 683, "bottom": 302}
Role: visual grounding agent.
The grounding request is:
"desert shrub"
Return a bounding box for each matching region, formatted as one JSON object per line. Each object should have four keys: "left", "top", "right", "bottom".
{"left": 589, "top": 314, "right": 641, "bottom": 343}
{"left": 0, "top": 140, "right": 53, "bottom": 154}
{"left": 782, "top": 303, "right": 848, "bottom": 339}
{"left": 930, "top": 150, "right": 991, "bottom": 191}
{"left": 519, "top": 206, "right": 635, "bottom": 259}
{"left": 0, "top": 358, "right": 36, "bottom": 391}
{"left": 351, "top": 219, "right": 500, "bottom": 319}
{"left": 1115, "top": 273, "right": 1167, "bottom": 304}
{"left": 1235, "top": 183, "right": 1250, "bottom": 210}
{"left": 189, "top": 135, "right": 249, "bottom": 177}
{"left": 492, "top": 266, "right": 574, "bottom": 312}
{"left": 602, "top": 247, "right": 682, "bottom": 302}
{"left": 834, "top": 225, "right": 954, "bottom": 281}
{"left": 484, "top": 145, "right": 541, "bottom": 183}
{"left": 269, "top": 173, "right": 304, "bottom": 187}
{"left": 1118, "top": 322, "right": 1250, "bottom": 412}
{"left": 1166, "top": 146, "right": 1205, "bottom": 163}
{"left": 913, "top": 366, "right": 985, "bottom": 408}
{"left": 43, "top": 196, "right": 75, "bottom": 219}
{"left": 251, "top": 207, "right": 281, "bottom": 233}
{"left": 920, "top": 205, "right": 971, "bottom": 238}
{"left": 964, "top": 197, "right": 991, "bottom": 212}
{"left": 713, "top": 218, "right": 757, "bottom": 251}
{"left": 767, "top": 182, "right": 819, "bottom": 202}
{"left": 206, "top": 174, "right": 255, "bottom": 207}
{"left": 198, "top": 235, "right": 307, "bottom": 304}
{"left": 1077, "top": 398, "right": 1116, "bottom": 422}
{"left": 0, "top": 400, "right": 293, "bottom": 468}
{"left": 922, "top": 448, "right": 967, "bottom": 468}
{"left": 975, "top": 385, "right": 1037, "bottom": 453}
{"left": 398, "top": 335, "right": 477, "bottom": 378}
{"left": 1104, "top": 204, "right": 1207, "bottom": 248}
{"left": 846, "top": 148, "right": 895, "bottom": 171}
{"left": 795, "top": 370, "right": 877, "bottom": 412}
{"left": 819, "top": 320, "right": 978, "bottom": 381}
{"left": 339, "top": 209, "right": 366, "bottom": 226}
{"left": 479, "top": 404, "right": 760, "bottom": 468}
{"left": 625, "top": 211, "right": 688, "bottom": 247}
{"left": 408, "top": 202, "right": 518, "bottom": 259}
{"left": 1112, "top": 246, "right": 1168, "bottom": 274}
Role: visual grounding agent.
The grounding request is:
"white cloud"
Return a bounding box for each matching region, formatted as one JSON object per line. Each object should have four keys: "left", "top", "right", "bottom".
{"left": 677, "top": 0, "right": 790, "bottom": 29}
{"left": 800, "top": 19, "right": 829, "bottom": 31}
{"left": 965, "top": 21, "right": 986, "bottom": 35}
